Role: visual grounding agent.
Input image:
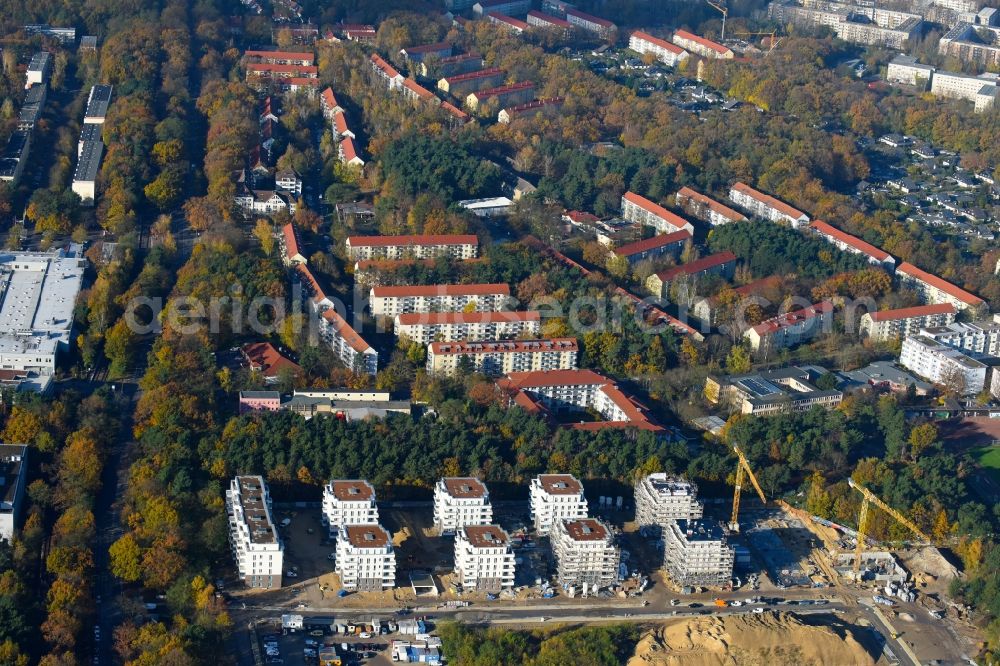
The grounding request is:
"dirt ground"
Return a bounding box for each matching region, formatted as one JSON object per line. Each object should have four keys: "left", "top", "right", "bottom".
{"left": 628, "top": 611, "right": 879, "bottom": 666}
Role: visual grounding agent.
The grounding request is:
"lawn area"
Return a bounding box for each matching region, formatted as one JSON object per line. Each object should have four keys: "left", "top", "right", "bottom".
{"left": 971, "top": 446, "right": 1000, "bottom": 482}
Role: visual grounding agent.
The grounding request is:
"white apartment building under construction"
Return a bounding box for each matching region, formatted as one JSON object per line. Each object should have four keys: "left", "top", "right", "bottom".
{"left": 662, "top": 519, "right": 734, "bottom": 587}
{"left": 634, "top": 474, "right": 704, "bottom": 534}
{"left": 321, "top": 479, "right": 379, "bottom": 538}
{"left": 336, "top": 524, "right": 396, "bottom": 591}
{"left": 551, "top": 518, "right": 620, "bottom": 589}
{"left": 454, "top": 524, "right": 516, "bottom": 592}
{"left": 226, "top": 476, "right": 283, "bottom": 589}
{"left": 433, "top": 477, "right": 493, "bottom": 535}
{"left": 529, "top": 474, "right": 589, "bottom": 535}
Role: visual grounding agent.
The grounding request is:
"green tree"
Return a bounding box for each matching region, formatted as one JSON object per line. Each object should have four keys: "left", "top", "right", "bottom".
{"left": 109, "top": 534, "right": 142, "bottom": 583}
{"left": 726, "top": 344, "right": 752, "bottom": 374}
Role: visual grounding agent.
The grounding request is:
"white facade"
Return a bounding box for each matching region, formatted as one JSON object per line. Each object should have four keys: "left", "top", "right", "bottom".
{"left": 931, "top": 70, "right": 999, "bottom": 105}
{"left": 744, "top": 301, "right": 834, "bottom": 354}
{"left": 433, "top": 477, "right": 493, "bottom": 535}
{"left": 369, "top": 285, "right": 510, "bottom": 318}
{"left": 899, "top": 335, "right": 986, "bottom": 395}
{"left": 916, "top": 320, "right": 1000, "bottom": 357}
{"left": 551, "top": 518, "right": 620, "bottom": 588}
{"left": 322, "top": 480, "right": 379, "bottom": 538}
{"left": 729, "top": 182, "right": 809, "bottom": 227}
{"left": 454, "top": 525, "right": 516, "bottom": 591}
{"left": 426, "top": 338, "right": 578, "bottom": 377}
{"left": 662, "top": 520, "right": 734, "bottom": 587}
{"left": 886, "top": 55, "right": 935, "bottom": 87}
{"left": 395, "top": 311, "right": 540, "bottom": 345}
{"left": 346, "top": 235, "right": 479, "bottom": 261}
{"left": 336, "top": 524, "right": 396, "bottom": 591}
{"left": 634, "top": 474, "right": 703, "bottom": 533}
{"left": 529, "top": 474, "right": 589, "bottom": 535}
{"left": 860, "top": 305, "right": 957, "bottom": 342}
{"left": 226, "top": 476, "right": 283, "bottom": 589}
{"left": 628, "top": 31, "right": 688, "bottom": 67}
{"left": 620, "top": 192, "right": 694, "bottom": 235}
{"left": 896, "top": 263, "right": 985, "bottom": 313}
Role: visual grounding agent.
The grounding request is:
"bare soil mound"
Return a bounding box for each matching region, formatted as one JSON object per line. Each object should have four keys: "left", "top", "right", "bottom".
{"left": 628, "top": 611, "right": 876, "bottom": 666}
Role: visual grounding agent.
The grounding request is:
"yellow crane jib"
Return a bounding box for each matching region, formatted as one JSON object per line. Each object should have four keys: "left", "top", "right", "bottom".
{"left": 848, "top": 478, "right": 930, "bottom": 577}
{"left": 729, "top": 445, "right": 767, "bottom": 532}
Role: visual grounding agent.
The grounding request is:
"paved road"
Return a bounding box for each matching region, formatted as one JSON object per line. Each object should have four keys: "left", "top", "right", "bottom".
{"left": 91, "top": 383, "right": 140, "bottom": 664}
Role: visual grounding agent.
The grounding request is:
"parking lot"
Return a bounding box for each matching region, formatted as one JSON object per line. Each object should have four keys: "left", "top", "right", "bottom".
{"left": 256, "top": 616, "right": 421, "bottom": 665}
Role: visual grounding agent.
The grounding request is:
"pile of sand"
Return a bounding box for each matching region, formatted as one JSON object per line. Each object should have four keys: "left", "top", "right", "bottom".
{"left": 629, "top": 612, "right": 876, "bottom": 666}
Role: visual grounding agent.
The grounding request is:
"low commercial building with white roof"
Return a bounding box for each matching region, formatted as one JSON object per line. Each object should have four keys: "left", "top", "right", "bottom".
{"left": 226, "top": 476, "right": 283, "bottom": 589}
{"left": 454, "top": 525, "right": 516, "bottom": 591}
{"left": 662, "top": 519, "right": 734, "bottom": 587}
{"left": 0, "top": 250, "right": 86, "bottom": 392}
{"left": 551, "top": 518, "right": 620, "bottom": 589}
{"left": 322, "top": 480, "right": 379, "bottom": 538}
{"left": 336, "top": 524, "right": 396, "bottom": 591}
{"left": 433, "top": 477, "right": 493, "bottom": 535}
{"left": 529, "top": 474, "right": 589, "bottom": 535}
{"left": 634, "top": 474, "right": 703, "bottom": 534}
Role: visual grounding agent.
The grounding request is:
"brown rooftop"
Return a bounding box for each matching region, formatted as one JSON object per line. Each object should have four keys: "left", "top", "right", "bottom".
{"left": 562, "top": 518, "right": 608, "bottom": 542}
{"left": 343, "top": 524, "right": 390, "bottom": 548}
{"left": 441, "top": 477, "right": 488, "bottom": 499}
{"left": 462, "top": 524, "right": 509, "bottom": 548}
{"left": 330, "top": 480, "right": 375, "bottom": 502}
{"left": 537, "top": 474, "right": 583, "bottom": 495}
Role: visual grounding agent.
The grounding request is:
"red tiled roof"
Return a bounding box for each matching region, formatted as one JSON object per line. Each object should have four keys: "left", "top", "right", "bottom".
{"left": 246, "top": 63, "right": 318, "bottom": 75}
{"left": 676, "top": 186, "right": 746, "bottom": 222}
{"left": 403, "top": 78, "right": 435, "bottom": 100}
{"left": 340, "top": 136, "right": 360, "bottom": 163}
{"left": 564, "top": 210, "right": 599, "bottom": 224}
{"left": 333, "top": 110, "right": 350, "bottom": 134}
{"left": 622, "top": 191, "right": 692, "bottom": 232}
{"left": 566, "top": 8, "right": 615, "bottom": 28}
{"left": 631, "top": 30, "right": 685, "bottom": 55}
{"left": 396, "top": 311, "right": 540, "bottom": 325}
{"left": 401, "top": 41, "right": 452, "bottom": 55}
{"left": 614, "top": 230, "right": 691, "bottom": 258}
{"left": 897, "top": 262, "right": 985, "bottom": 306}
{"left": 286, "top": 77, "right": 320, "bottom": 87}
{"left": 751, "top": 300, "right": 833, "bottom": 336}
{"left": 487, "top": 12, "right": 530, "bottom": 30}
{"left": 371, "top": 283, "right": 511, "bottom": 298}
{"left": 499, "top": 368, "right": 608, "bottom": 388}
{"left": 442, "top": 67, "right": 505, "bottom": 84}
{"left": 653, "top": 251, "right": 737, "bottom": 282}
{"left": 808, "top": 220, "right": 891, "bottom": 262}
{"left": 471, "top": 81, "right": 534, "bottom": 100}
{"left": 501, "top": 97, "right": 564, "bottom": 116}
{"left": 348, "top": 234, "right": 478, "bottom": 248}
{"left": 731, "top": 182, "right": 807, "bottom": 220}
{"left": 321, "top": 309, "right": 373, "bottom": 354}
{"left": 673, "top": 29, "right": 730, "bottom": 55}
{"left": 440, "top": 100, "right": 471, "bottom": 121}
{"left": 867, "top": 303, "right": 956, "bottom": 322}
{"left": 439, "top": 52, "right": 482, "bottom": 64}
{"left": 370, "top": 54, "right": 401, "bottom": 79}
{"left": 281, "top": 223, "right": 301, "bottom": 260}
{"left": 295, "top": 264, "right": 327, "bottom": 302}
{"left": 242, "top": 342, "right": 301, "bottom": 378}
{"left": 244, "top": 49, "right": 315, "bottom": 63}
{"left": 320, "top": 87, "right": 339, "bottom": 110}
{"left": 527, "top": 10, "right": 572, "bottom": 28}
{"left": 429, "top": 338, "right": 578, "bottom": 355}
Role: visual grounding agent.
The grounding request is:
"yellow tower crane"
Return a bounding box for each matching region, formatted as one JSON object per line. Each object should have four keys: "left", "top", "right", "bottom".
{"left": 848, "top": 478, "right": 930, "bottom": 577}
{"left": 706, "top": 0, "right": 729, "bottom": 41}
{"left": 729, "top": 445, "right": 767, "bottom": 532}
